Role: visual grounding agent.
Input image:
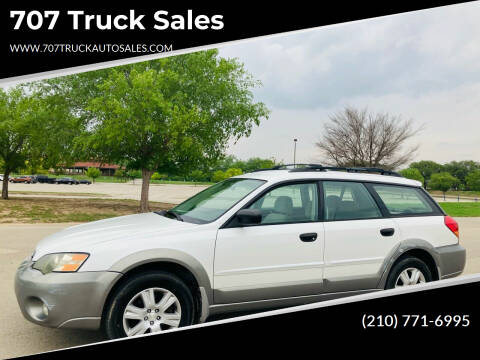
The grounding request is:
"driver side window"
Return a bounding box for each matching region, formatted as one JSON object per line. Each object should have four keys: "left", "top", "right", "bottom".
{"left": 248, "top": 183, "right": 318, "bottom": 225}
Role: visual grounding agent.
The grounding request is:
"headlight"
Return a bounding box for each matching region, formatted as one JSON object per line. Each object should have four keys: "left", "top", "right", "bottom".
{"left": 32, "top": 253, "right": 89, "bottom": 274}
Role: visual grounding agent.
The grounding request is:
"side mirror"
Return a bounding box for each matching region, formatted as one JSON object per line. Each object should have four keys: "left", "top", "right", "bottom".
{"left": 236, "top": 209, "right": 262, "bottom": 225}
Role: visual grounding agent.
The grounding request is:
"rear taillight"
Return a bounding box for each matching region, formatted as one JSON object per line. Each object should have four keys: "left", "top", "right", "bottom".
{"left": 444, "top": 215, "right": 459, "bottom": 238}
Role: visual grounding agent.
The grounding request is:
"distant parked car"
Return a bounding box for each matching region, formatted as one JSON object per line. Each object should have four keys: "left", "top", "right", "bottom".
{"left": 36, "top": 175, "right": 57, "bottom": 184}
{"left": 55, "top": 177, "right": 79, "bottom": 185}
{"left": 78, "top": 179, "right": 92, "bottom": 185}
{"left": 10, "top": 176, "right": 34, "bottom": 184}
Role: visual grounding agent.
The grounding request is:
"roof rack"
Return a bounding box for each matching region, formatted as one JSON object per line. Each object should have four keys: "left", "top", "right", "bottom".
{"left": 252, "top": 164, "right": 403, "bottom": 177}
{"left": 251, "top": 164, "right": 316, "bottom": 172}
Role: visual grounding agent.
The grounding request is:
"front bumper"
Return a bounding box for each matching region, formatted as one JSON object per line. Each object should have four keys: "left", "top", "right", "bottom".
{"left": 15, "top": 259, "right": 121, "bottom": 330}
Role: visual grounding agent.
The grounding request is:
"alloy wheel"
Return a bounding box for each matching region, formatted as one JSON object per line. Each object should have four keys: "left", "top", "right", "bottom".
{"left": 122, "top": 287, "right": 182, "bottom": 336}
{"left": 395, "top": 267, "right": 426, "bottom": 287}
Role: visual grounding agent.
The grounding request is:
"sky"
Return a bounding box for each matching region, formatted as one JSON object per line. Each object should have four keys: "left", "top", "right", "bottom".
{"left": 218, "top": 2, "right": 480, "bottom": 167}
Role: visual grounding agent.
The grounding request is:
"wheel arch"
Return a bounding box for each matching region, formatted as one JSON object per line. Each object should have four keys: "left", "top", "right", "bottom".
{"left": 101, "top": 250, "right": 213, "bottom": 326}
{"left": 378, "top": 240, "right": 441, "bottom": 288}
{"left": 393, "top": 249, "right": 439, "bottom": 281}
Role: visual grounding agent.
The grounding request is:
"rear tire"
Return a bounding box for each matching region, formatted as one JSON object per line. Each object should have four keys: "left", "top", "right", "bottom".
{"left": 385, "top": 256, "right": 432, "bottom": 289}
{"left": 103, "top": 271, "right": 195, "bottom": 339}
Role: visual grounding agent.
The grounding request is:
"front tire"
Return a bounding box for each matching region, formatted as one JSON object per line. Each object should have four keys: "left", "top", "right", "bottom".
{"left": 104, "top": 271, "right": 195, "bottom": 339}
{"left": 385, "top": 256, "right": 432, "bottom": 289}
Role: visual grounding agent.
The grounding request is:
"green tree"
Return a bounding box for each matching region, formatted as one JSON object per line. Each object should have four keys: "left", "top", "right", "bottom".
{"left": 443, "top": 160, "right": 480, "bottom": 187}
{"left": 243, "top": 157, "right": 275, "bottom": 172}
{"left": 0, "top": 87, "right": 76, "bottom": 199}
{"left": 224, "top": 168, "right": 243, "bottom": 178}
{"left": 62, "top": 51, "right": 268, "bottom": 212}
{"left": 466, "top": 170, "right": 480, "bottom": 191}
{"left": 429, "top": 172, "right": 459, "bottom": 198}
{"left": 190, "top": 170, "right": 206, "bottom": 182}
{"left": 212, "top": 170, "right": 226, "bottom": 183}
{"left": 127, "top": 169, "right": 142, "bottom": 179}
{"left": 213, "top": 156, "right": 275, "bottom": 174}
{"left": 216, "top": 155, "right": 239, "bottom": 171}
{"left": 114, "top": 168, "right": 127, "bottom": 182}
{"left": 399, "top": 168, "right": 424, "bottom": 183}
{"left": 86, "top": 167, "right": 101, "bottom": 183}
{"left": 410, "top": 160, "right": 443, "bottom": 189}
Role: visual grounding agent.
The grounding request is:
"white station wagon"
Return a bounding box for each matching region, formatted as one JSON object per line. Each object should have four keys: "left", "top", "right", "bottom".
{"left": 15, "top": 165, "right": 465, "bottom": 338}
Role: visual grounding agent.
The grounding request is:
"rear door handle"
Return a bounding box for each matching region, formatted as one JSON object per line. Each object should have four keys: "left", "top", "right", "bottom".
{"left": 380, "top": 228, "right": 395, "bottom": 237}
{"left": 300, "top": 232, "right": 317, "bottom": 242}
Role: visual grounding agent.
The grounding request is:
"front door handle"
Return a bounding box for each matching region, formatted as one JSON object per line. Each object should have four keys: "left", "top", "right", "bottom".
{"left": 300, "top": 232, "right": 317, "bottom": 242}
{"left": 380, "top": 228, "right": 395, "bottom": 237}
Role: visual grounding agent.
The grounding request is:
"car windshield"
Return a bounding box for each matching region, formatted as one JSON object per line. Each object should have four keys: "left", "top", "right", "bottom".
{"left": 169, "top": 178, "right": 265, "bottom": 224}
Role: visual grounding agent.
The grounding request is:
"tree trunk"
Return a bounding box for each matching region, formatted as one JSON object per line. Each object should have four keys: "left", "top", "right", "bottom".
{"left": 1, "top": 171, "right": 10, "bottom": 200}
{"left": 140, "top": 169, "right": 154, "bottom": 213}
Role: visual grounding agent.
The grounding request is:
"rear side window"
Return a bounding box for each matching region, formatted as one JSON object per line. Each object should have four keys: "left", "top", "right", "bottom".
{"left": 323, "top": 181, "right": 382, "bottom": 221}
{"left": 372, "top": 185, "right": 434, "bottom": 215}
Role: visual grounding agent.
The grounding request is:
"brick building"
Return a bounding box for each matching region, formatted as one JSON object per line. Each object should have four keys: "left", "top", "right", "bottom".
{"left": 64, "top": 162, "right": 121, "bottom": 176}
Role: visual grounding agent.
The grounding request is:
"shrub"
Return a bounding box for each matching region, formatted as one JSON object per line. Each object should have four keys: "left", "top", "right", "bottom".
{"left": 190, "top": 170, "right": 206, "bottom": 182}
{"left": 224, "top": 168, "right": 243, "bottom": 178}
{"left": 86, "top": 167, "right": 101, "bottom": 183}
{"left": 212, "top": 170, "right": 226, "bottom": 183}
{"left": 151, "top": 172, "right": 167, "bottom": 181}
{"left": 399, "top": 168, "right": 424, "bottom": 183}
{"left": 114, "top": 169, "right": 126, "bottom": 178}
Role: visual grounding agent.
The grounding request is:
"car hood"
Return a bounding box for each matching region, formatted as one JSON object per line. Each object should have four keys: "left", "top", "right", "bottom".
{"left": 33, "top": 212, "right": 195, "bottom": 259}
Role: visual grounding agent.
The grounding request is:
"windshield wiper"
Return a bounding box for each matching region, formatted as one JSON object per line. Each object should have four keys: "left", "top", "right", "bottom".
{"left": 155, "top": 210, "right": 183, "bottom": 222}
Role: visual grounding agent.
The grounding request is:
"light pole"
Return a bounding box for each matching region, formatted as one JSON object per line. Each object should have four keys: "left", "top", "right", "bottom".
{"left": 293, "top": 138, "right": 298, "bottom": 166}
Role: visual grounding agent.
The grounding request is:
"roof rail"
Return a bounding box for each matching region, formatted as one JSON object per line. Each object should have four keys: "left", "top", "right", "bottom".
{"left": 251, "top": 164, "right": 316, "bottom": 172}
{"left": 252, "top": 163, "right": 402, "bottom": 177}
{"left": 289, "top": 165, "right": 402, "bottom": 177}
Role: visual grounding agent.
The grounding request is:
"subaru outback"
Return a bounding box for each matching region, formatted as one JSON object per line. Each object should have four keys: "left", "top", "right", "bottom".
{"left": 15, "top": 165, "right": 466, "bottom": 338}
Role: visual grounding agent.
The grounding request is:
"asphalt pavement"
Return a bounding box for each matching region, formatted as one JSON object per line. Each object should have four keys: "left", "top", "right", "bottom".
{"left": 1, "top": 218, "right": 479, "bottom": 358}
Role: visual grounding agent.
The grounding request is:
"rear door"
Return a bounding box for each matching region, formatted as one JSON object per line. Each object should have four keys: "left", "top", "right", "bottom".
{"left": 322, "top": 181, "right": 400, "bottom": 292}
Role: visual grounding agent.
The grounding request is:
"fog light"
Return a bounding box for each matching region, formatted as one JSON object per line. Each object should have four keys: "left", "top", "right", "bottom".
{"left": 25, "top": 297, "right": 49, "bottom": 321}
{"left": 42, "top": 303, "right": 49, "bottom": 317}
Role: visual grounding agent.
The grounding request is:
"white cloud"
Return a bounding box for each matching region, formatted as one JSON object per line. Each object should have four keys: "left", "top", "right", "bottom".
{"left": 220, "top": 2, "right": 480, "bottom": 166}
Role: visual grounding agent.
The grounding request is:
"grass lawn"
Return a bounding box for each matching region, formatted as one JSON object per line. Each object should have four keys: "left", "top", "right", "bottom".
{"left": 430, "top": 190, "right": 480, "bottom": 198}
{"left": 9, "top": 191, "right": 109, "bottom": 197}
{"left": 67, "top": 175, "right": 128, "bottom": 183}
{"left": 439, "top": 202, "right": 480, "bottom": 217}
{"left": 10, "top": 173, "right": 215, "bottom": 186}
{"left": 150, "top": 180, "right": 214, "bottom": 186}
{"left": 57, "top": 175, "right": 214, "bottom": 185}
{"left": 0, "top": 197, "right": 174, "bottom": 223}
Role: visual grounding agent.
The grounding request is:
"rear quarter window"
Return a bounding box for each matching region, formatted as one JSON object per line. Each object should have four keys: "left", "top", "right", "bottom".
{"left": 372, "top": 184, "right": 437, "bottom": 216}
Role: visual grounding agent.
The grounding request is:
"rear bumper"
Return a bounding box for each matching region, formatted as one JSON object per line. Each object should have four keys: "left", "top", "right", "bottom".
{"left": 15, "top": 259, "right": 121, "bottom": 330}
{"left": 436, "top": 243, "right": 466, "bottom": 279}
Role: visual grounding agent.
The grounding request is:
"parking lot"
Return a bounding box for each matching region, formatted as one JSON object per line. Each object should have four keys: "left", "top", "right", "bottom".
{"left": 0, "top": 218, "right": 479, "bottom": 358}
{"left": 7, "top": 181, "right": 208, "bottom": 204}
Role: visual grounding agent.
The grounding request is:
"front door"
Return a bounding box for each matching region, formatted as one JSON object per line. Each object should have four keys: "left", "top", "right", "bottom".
{"left": 214, "top": 182, "right": 325, "bottom": 304}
